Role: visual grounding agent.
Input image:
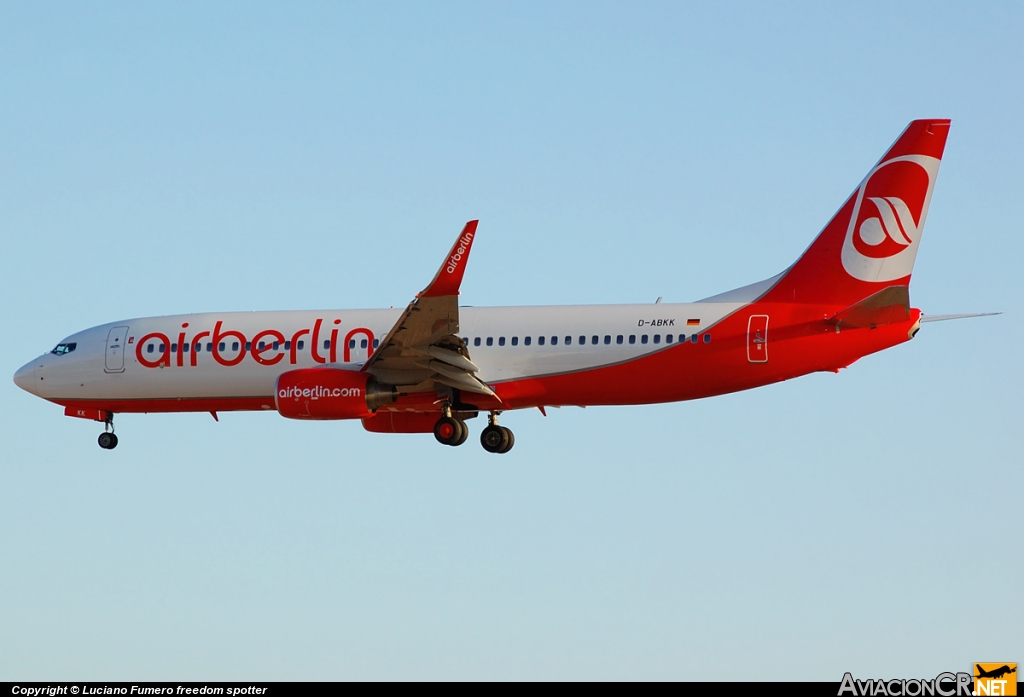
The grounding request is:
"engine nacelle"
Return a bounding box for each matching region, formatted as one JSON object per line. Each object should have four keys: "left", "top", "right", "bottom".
{"left": 275, "top": 368, "right": 396, "bottom": 420}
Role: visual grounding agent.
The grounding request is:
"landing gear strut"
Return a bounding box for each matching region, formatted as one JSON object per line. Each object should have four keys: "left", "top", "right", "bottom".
{"left": 434, "top": 404, "right": 468, "bottom": 447}
{"left": 480, "top": 412, "right": 514, "bottom": 454}
{"left": 98, "top": 413, "right": 118, "bottom": 450}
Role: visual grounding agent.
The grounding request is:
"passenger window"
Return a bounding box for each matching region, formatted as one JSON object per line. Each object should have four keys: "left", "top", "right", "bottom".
{"left": 499, "top": 337, "right": 506, "bottom": 346}
{"left": 258, "top": 342, "right": 265, "bottom": 350}
{"left": 526, "top": 336, "right": 533, "bottom": 346}
{"left": 604, "top": 335, "right": 611, "bottom": 345}
{"left": 691, "top": 334, "right": 698, "bottom": 344}
{"left": 195, "top": 343, "right": 201, "bottom": 352}
{"left": 273, "top": 341, "right": 279, "bottom": 350}
{"left": 160, "top": 345, "right": 166, "bottom": 353}
{"left": 284, "top": 341, "right": 290, "bottom": 350}
{"left": 565, "top": 336, "right": 572, "bottom": 345}
{"left": 666, "top": 334, "right": 673, "bottom": 344}
{"left": 171, "top": 344, "right": 177, "bottom": 353}
{"left": 629, "top": 335, "right": 636, "bottom": 344}
{"left": 591, "top": 335, "right": 598, "bottom": 345}
{"left": 219, "top": 342, "right": 226, "bottom": 351}
{"left": 579, "top": 336, "right": 586, "bottom": 345}
{"left": 324, "top": 340, "right": 330, "bottom": 349}
{"left": 511, "top": 337, "right": 519, "bottom": 346}
{"left": 232, "top": 342, "right": 240, "bottom": 351}
{"left": 654, "top": 334, "right": 661, "bottom": 344}
{"left": 474, "top": 337, "right": 481, "bottom": 347}
{"left": 535, "top": 336, "right": 542, "bottom": 346}
{"left": 487, "top": 337, "right": 493, "bottom": 346}
{"left": 207, "top": 343, "right": 213, "bottom": 352}
{"left": 551, "top": 336, "right": 558, "bottom": 345}
{"left": 360, "top": 339, "right": 368, "bottom": 349}
{"left": 641, "top": 335, "right": 648, "bottom": 344}
{"left": 616, "top": 335, "right": 623, "bottom": 344}
{"left": 243, "top": 342, "right": 250, "bottom": 351}
{"left": 704, "top": 333, "right": 711, "bottom": 343}
{"left": 373, "top": 339, "right": 379, "bottom": 348}
{"left": 183, "top": 344, "right": 190, "bottom": 352}
{"left": 298, "top": 341, "right": 305, "bottom": 350}
{"left": 147, "top": 344, "right": 154, "bottom": 354}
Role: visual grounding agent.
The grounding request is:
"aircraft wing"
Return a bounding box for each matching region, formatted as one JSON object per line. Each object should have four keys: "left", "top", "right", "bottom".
{"left": 360, "top": 221, "right": 497, "bottom": 398}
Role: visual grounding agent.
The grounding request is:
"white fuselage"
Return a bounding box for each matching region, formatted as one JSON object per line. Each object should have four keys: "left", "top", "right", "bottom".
{"left": 19, "top": 302, "right": 742, "bottom": 405}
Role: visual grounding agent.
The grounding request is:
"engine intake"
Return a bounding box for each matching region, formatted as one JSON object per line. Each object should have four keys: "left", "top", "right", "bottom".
{"left": 275, "top": 368, "right": 396, "bottom": 420}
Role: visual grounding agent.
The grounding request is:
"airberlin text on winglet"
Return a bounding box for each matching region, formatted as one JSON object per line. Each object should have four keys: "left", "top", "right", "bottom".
{"left": 446, "top": 228, "right": 474, "bottom": 275}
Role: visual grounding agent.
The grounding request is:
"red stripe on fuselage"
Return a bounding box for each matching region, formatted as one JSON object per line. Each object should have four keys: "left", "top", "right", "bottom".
{"left": 490, "top": 305, "right": 919, "bottom": 409}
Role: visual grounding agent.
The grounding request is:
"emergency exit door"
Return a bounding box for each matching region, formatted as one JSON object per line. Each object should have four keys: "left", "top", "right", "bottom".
{"left": 747, "top": 315, "right": 769, "bottom": 363}
{"left": 105, "top": 326, "right": 129, "bottom": 373}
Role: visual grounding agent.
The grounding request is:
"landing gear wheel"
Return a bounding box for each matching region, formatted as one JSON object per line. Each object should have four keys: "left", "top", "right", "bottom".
{"left": 98, "top": 432, "right": 118, "bottom": 450}
{"left": 480, "top": 424, "right": 510, "bottom": 454}
{"left": 434, "top": 416, "right": 467, "bottom": 446}
{"left": 453, "top": 420, "right": 469, "bottom": 446}
{"left": 497, "top": 427, "right": 514, "bottom": 453}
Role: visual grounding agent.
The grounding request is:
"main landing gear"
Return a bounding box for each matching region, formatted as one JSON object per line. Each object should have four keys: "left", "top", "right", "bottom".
{"left": 434, "top": 413, "right": 469, "bottom": 447}
{"left": 433, "top": 407, "right": 514, "bottom": 453}
{"left": 98, "top": 413, "right": 118, "bottom": 450}
{"left": 480, "top": 412, "right": 514, "bottom": 454}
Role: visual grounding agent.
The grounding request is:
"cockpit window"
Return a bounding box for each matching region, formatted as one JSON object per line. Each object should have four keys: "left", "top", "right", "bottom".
{"left": 51, "top": 342, "right": 77, "bottom": 356}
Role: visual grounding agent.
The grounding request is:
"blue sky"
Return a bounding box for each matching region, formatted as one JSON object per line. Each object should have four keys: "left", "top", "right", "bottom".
{"left": 1, "top": 1, "right": 1020, "bottom": 680}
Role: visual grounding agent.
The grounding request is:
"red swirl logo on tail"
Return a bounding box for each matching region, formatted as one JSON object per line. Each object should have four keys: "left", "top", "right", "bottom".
{"left": 854, "top": 195, "right": 916, "bottom": 257}
{"left": 841, "top": 155, "right": 939, "bottom": 282}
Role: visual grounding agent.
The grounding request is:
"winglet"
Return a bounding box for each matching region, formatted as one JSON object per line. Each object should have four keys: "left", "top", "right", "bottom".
{"left": 419, "top": 220, "right": 478, "bottom": 298}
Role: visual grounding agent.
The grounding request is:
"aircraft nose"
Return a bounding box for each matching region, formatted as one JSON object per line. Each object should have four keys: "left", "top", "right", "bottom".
{"left": 13, "top": 361, "right": 37, "bottom": 394}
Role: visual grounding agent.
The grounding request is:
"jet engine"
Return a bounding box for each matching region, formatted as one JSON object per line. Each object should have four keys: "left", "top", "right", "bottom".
{"left": 275, "top": 368, "right": 396, "bottom": 420}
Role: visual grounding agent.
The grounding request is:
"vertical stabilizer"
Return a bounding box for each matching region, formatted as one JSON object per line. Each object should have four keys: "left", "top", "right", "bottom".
{"left": 760, "top": 120, "right": 950, "bottom": 308}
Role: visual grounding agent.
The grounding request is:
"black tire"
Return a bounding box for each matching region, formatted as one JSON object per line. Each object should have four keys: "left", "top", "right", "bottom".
{"left": 453, "top": 420, "right": 469, "bottom": 446}
{"left": 434, "top": 416, "right": 461, "bottom": 446}
{"left": 98, "top": 432, "right": 115, "bottom": 450}
{"left": 497, "top": 427, "right": 514, "bottom": 453}
{"left": 480, "top": 424, "right": 509, "bottom": 453}
{"left": 108, "top": 433, "right": 119, "bottom": 449}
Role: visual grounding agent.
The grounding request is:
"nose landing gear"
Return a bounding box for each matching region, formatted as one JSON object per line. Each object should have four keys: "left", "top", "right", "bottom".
{"left": 480, "top": 412, "right": 514, "bottom": 454}
{"left": 98, "top": 413, "right": 118, "bottom": 450}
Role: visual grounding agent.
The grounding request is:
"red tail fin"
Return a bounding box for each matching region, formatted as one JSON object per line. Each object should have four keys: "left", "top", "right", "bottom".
{"left": 762, "top": 120, "right": 950, "bottom": 308}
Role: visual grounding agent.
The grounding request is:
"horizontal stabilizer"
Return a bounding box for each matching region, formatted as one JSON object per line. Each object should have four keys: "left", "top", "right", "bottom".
{"left": 828, "top": 286, "right": 910, "bottom": 329}
{"left": 920, "top": 312, "right": 1002, "bottom": 323}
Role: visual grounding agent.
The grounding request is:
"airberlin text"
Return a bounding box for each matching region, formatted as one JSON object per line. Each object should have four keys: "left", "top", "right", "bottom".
{"left": 134, "top": 318, "right": 375, "bottom": 370}
{"left": 838, "top": 672, "right": 973, "bottom": 697}
{"left": 278, "top": 385, "right": 361, "bottom": 400}
{"left": 446, "top": 229, "right": 474, "bottom": 274}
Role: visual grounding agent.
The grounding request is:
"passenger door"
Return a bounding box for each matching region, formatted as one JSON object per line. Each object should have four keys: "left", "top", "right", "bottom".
{"left": 746, "top": 315, "right": 769, "bottom": 364}
{"left": 105, "top": 326, "right": 129, "bottom": 373}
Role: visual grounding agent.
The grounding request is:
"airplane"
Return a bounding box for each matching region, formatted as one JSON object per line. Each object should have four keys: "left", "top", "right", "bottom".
{"left": 975, "top": 665, "right": 1016, "bottom": 680}
{"left": 13, "top": 119, "right": 997, "bottom": 453}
